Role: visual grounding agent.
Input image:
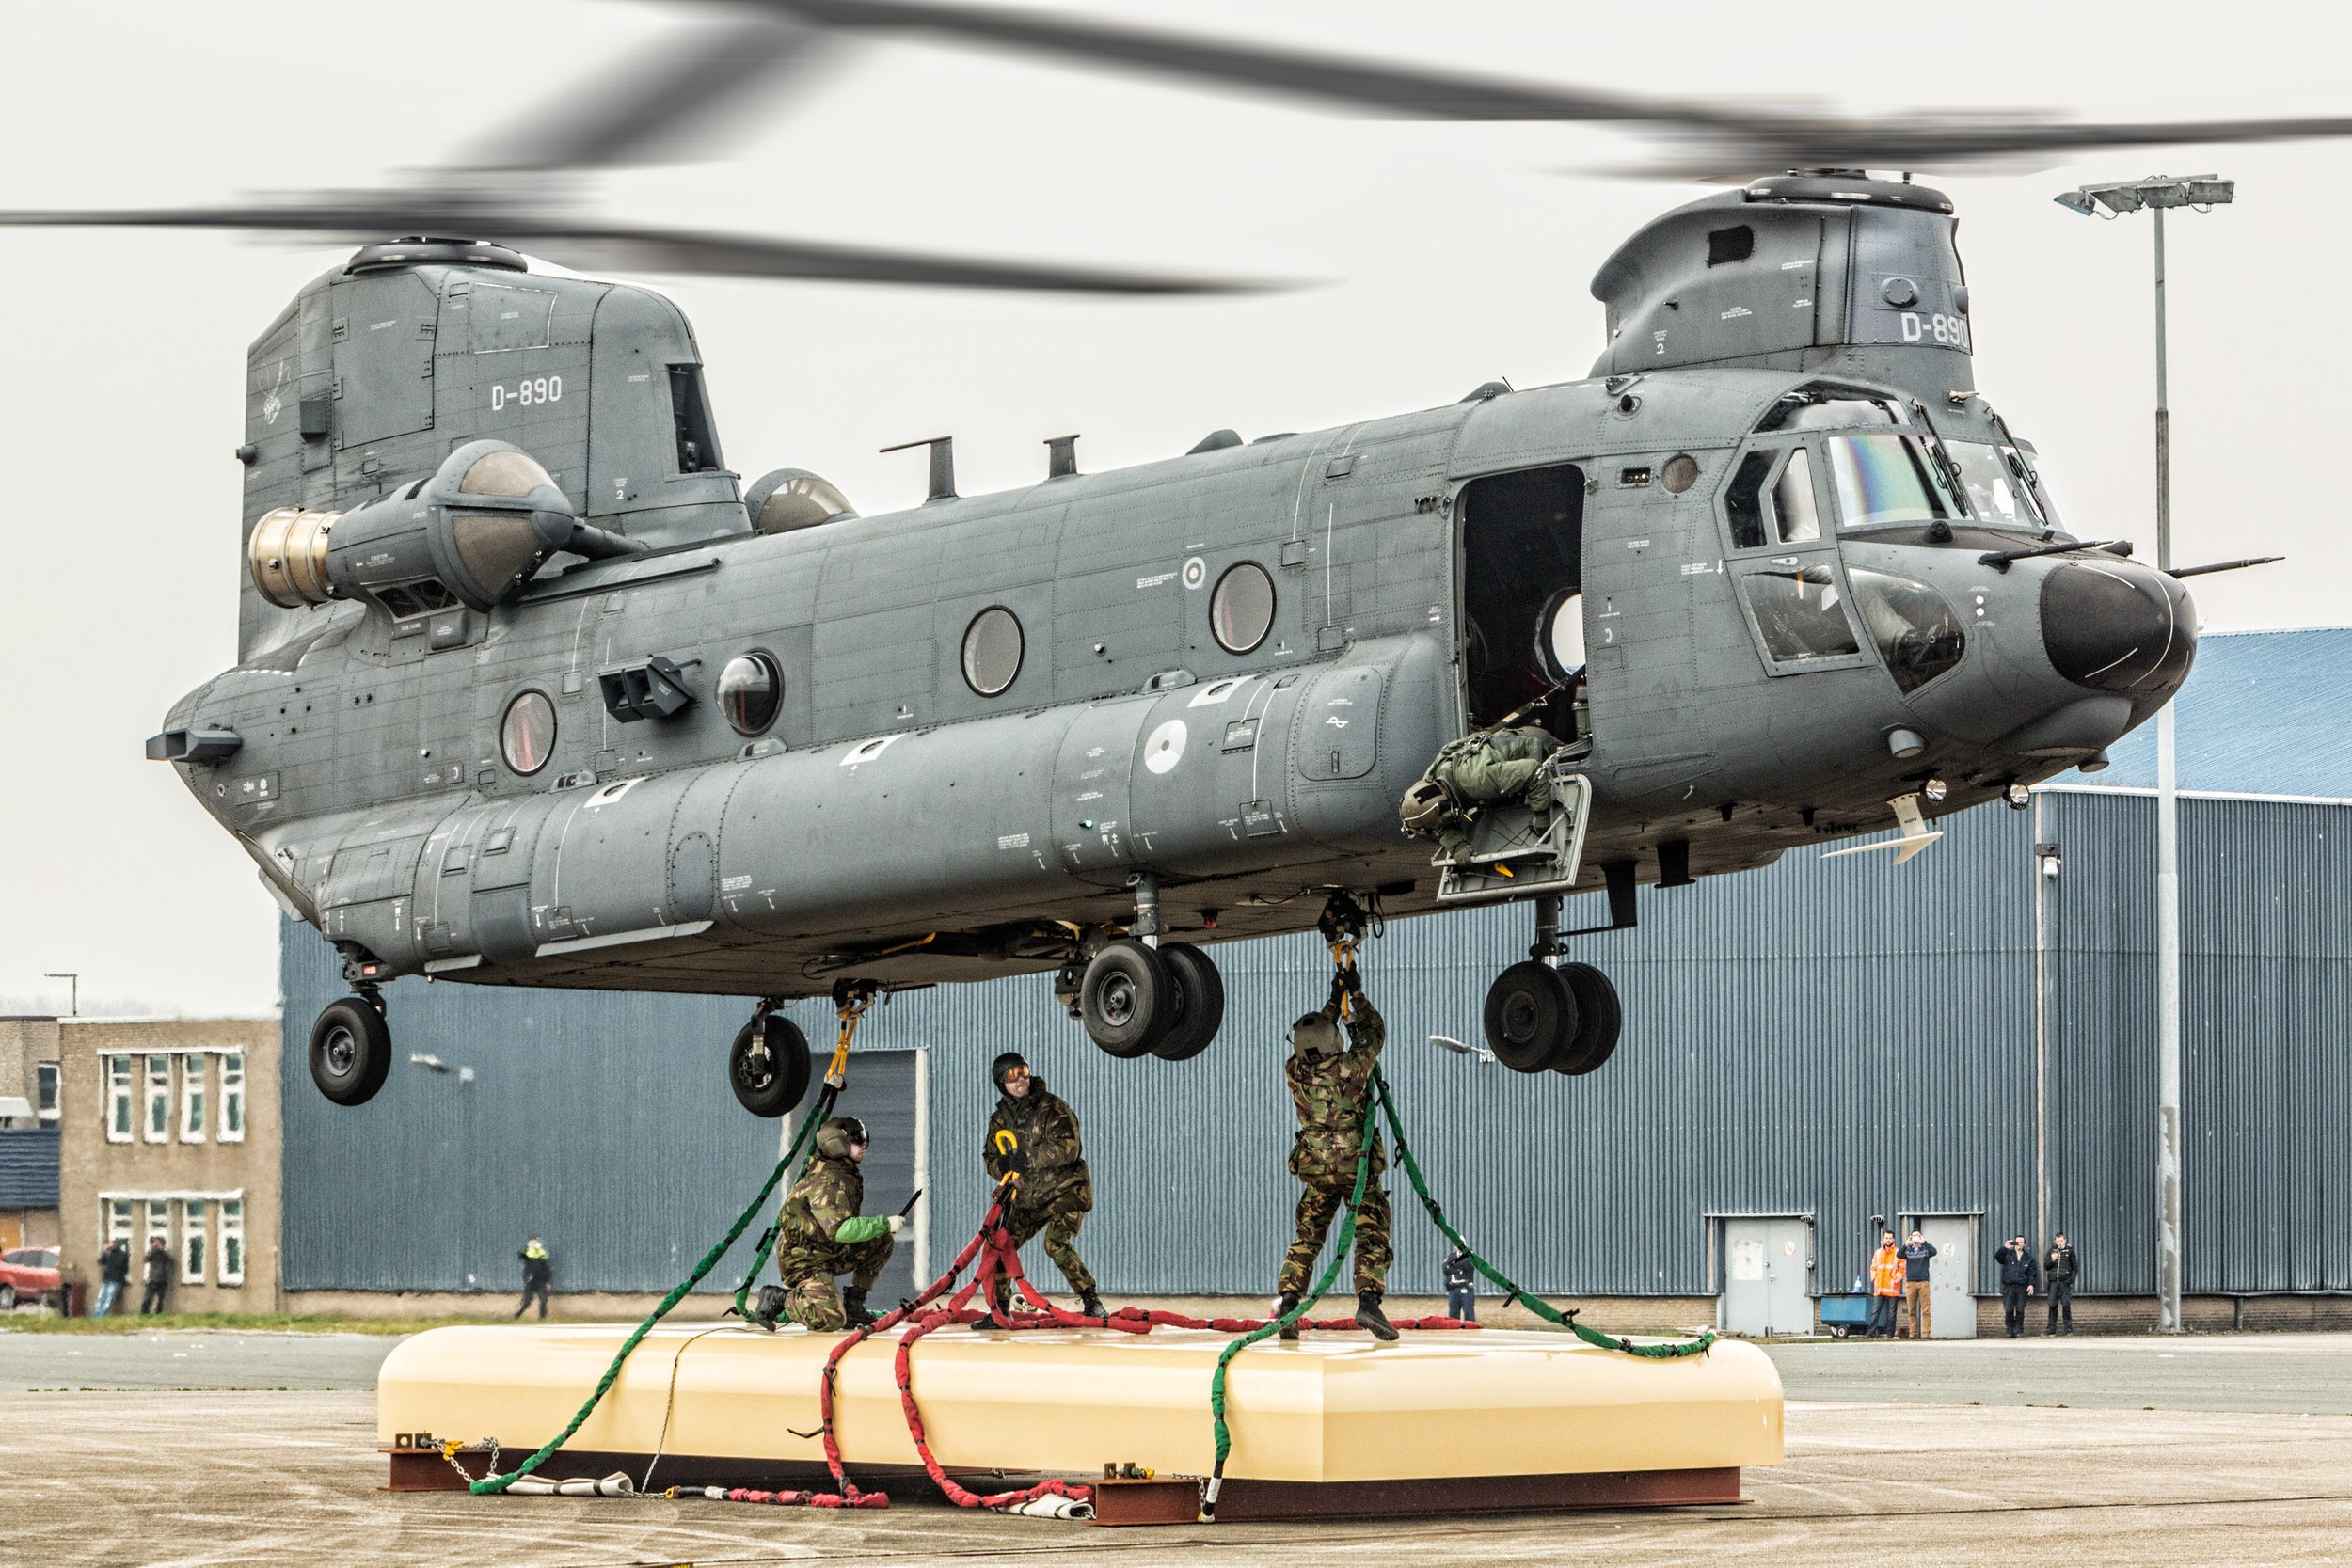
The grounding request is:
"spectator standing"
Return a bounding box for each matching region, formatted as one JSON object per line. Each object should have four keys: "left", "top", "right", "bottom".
{"left": 1867, "top": 1231, "right": 1904, "bottom": 1338}
{"left": 1443, "top": 1243, "right": 1477, "bottom": 1323}
{"left": 514, "top": 1236, "right": 552, "bottom": 1320}
{"left": 1897, "top": 1229, "right": 1938, "bottom": 1339}
{"left": 138, "top": 1237, "right": 174, "bottom": 1315}
{"left": 2043, "top": 1232, "right": 2079, "bottom": 1336}
{"left": 93, "top": 1240, "right": 131, "bottom": 1318}
{"left": 1994, "top": 1234, "right": 2039, "bottom": 1338}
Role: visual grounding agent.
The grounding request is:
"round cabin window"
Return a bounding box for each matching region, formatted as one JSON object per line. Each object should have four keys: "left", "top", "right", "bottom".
{"left": 1544, "top": 591, "right": 1586, "bottom": 677}
{"left": 501, "top": 690, "right": 557, "bottom": 775}
{"left": 717, "top": 651, "right": 784, "bottom": 736}
{"left": 1210, "top": 562, "right": 1276, "bottom": 654}
{"left": 961, "top": 607, "right": 1024, "bottom": 697}
{"left": 1661, "top": 453, "right": 1700, "bottom": 494}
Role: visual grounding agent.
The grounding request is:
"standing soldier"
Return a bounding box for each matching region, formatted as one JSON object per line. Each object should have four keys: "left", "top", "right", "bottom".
{"left": 2043, "top": 1231, "right": 2080, "bottom": 1337}
{"left": 982, "top": 1053, "right": 1107, "bottom": 1323}
{"left": 1277, "top": 965, "right": 1397, "bottom": 1341}
{"left": 755, "top": 1116, "right": 903, "bottom": 1332}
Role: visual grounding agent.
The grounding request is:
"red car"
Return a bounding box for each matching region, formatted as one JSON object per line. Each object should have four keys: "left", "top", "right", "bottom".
{"left": 0, "top": 1246, "right": 61, "bottom": 1310}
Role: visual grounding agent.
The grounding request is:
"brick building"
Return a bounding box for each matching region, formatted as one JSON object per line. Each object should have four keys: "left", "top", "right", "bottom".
{"left": 54, "top": 1017, "right": 281, "bottom": 1312}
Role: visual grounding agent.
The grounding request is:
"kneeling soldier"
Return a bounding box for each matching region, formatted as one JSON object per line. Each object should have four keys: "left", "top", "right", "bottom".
{"left": 760, "top": 1116, "right": 902, "bottom": 1332}
{"left": 1278, "top": 968, "right": 1397, "bottom": 1340}
{"left": 983, "top": 1053, "right": 1106, "bottom": 1322}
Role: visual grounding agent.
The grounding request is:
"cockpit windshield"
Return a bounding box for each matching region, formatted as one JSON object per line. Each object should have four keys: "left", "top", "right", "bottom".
{"left": 1825, "top": 433, "right": 1958, "bottom": 531}
{"left": 1947, "top": 440, "right": 2052, "bottom": 530}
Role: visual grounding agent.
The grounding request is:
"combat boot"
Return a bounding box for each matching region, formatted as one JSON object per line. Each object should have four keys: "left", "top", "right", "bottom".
{"left": 1355, "top": 1291, "right": 1399, "bottom": 1341}
{"left": 1078, "top": 1289, "right": 1108, "bottom": 1321}
{"left": 842, "top": 1287, "right": 876, "bottom": 1329}
{"left": 1275, "top": 1291, "right": 1302, "bottom": 1341}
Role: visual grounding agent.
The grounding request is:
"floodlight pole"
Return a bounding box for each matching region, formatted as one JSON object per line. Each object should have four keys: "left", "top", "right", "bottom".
{"left": 2150, "top": 201, "right": 2184, "bottom": 1336}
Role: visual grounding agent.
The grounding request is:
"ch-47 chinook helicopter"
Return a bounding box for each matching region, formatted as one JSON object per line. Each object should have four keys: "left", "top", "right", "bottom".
{"left": 21, "top": 4, "right": 2329, "bottom": 1114}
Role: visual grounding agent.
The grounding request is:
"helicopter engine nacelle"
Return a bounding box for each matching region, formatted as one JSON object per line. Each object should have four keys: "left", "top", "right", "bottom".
{"left": 247, "top": 439, "right": 640, "bottom": 615}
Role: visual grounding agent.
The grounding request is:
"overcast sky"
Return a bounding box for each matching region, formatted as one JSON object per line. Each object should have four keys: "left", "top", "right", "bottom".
{"left": 3, "top": 1, "right": 2345, "bottom": 1017}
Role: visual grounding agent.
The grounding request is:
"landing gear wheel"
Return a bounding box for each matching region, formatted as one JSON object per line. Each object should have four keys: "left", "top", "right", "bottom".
{"left": 1079, "top": 939, "right": 1173, "bottom": 1058}
{"left": 1151, "top": 943, "right": 1226, "bottom": 1061}
{"left": 1551, "top": 962, "right": 1622, "bottom": 1077}
{"left": 310, "top": 995, "right": 392, "bottom": 1107}
{"left": 729, "top": 1013, "right": 813, "bottom": 1117}
{"left": 1482, "top": 961, "right": 1580, "bottom": 1073}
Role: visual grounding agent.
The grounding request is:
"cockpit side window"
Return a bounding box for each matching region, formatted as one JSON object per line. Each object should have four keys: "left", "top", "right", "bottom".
{"left": 1724, "top": 451, "right": 1775, "bottom": 549}
{"left": 1725, "top": 445, "right": 1821, "bottom": 548}
{"left": 1772, "top": 448, "right": 1821, "bottom": 543}
{"left": 1755, "top": 382, "right": 1910, "bottom": 434}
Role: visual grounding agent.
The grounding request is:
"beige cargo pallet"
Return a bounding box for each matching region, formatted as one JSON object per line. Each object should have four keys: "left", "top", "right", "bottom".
{"left": 379, "top": 1321, "right": 1781, "bottom": 1519}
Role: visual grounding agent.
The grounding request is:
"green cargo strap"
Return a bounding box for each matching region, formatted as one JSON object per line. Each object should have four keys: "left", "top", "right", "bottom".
{"left": 1370, "top": 1069, "right": 1714, "bottom": 1361}
{"left": 472, "top": 1088, "right": 834, "bottom": 1496}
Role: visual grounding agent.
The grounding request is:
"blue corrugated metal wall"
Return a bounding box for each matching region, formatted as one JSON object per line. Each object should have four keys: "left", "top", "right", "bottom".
{"left": 278, "top": 787, "right": 2352, "bottom": 1301}
{"left": 0, "top": 1127, "right": 60, "bottom": 1208}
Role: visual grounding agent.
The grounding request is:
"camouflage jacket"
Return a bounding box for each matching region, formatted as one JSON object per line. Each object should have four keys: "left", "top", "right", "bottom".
{"left": 776, "top": 1154, "right": 889, "bottom": 1275}
{"left": 984, "top": 1079, "right": 1093, "bottom": 1212}
{"left": 1285, "top": 994, "right": 1388, "bottom": 1185}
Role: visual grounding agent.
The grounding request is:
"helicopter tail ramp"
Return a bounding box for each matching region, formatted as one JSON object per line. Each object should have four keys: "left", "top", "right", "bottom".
{"left": 378, "top": 1321, "right": 1780, "bottom": 1522}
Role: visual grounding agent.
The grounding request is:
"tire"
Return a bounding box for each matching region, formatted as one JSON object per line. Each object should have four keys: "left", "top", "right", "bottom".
{"left": 1080, "top": 939, "right": 1174, "bottom": 1058}
{"left": 1152, "top": 944, "right": 1226, "bottom": 1061}
{"left": 730, "top": 1013, "right": 814, "bottom": 1117}
{"left": 310, "top": 996, "right": 392, "bottom": 1107}
{"left": 1552, "top": 962, "right": 1622, "bottom": 1076}
{"left": 0, "top": 1285, "right": 15, "bottom": 1312}
{"left": 1482, "top": 960, "right": 1580, "bottom": 1073}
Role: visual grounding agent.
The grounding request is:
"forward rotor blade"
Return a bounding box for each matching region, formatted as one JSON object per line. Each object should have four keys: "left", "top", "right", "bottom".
{"left": 762, "top": 0, "right": 2352, "bottom": 172}
{"left": 458, "top": 12, "right": 845, "bottom": 172}
{"left": 0, "top": 202, "right": 1266, "bottom": 293}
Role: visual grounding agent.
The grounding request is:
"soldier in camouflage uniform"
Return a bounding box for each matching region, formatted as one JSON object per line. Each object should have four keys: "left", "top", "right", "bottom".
{"left": 760, "top": 1116, "right": 902, "bottom": 1333}
{"left": 1404, "top": 725, "right": 1561, "bottom": 863}
{"left": 981, "top": 1053, "right": 1107, "bottom": 1322}
{"left": 1276, "top": 967, "right": 1398, "bottom": 1340}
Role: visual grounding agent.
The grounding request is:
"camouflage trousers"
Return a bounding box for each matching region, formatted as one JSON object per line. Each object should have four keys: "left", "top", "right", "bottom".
{"left": 1277, "top": 1179, "right": 1392, "bottom": 1297}
{"left": 779, "top": 1235, "right": 895, "bottom": 1332}
{"left": 993, "top": 1189, "right": 1097, "bottom": 1304}
{"left": 1429, "top": 732, "right": 1556, "bottom": 862}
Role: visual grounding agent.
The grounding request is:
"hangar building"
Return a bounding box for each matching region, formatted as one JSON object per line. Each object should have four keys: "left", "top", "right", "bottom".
{"left": 277, "top": 627, "right": 2352, "bottom": 1334}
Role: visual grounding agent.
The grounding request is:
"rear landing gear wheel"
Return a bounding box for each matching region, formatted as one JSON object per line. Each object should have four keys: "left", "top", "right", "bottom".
{"left": 1151, "top": 943, "right": 1226, "bottom": 1061}
{"left": 1552, "top": 962, "right": 1622, "bottom": 1077}
{"left": 1080, "top": 939, "right": 1172, "bottom": 1058}
{"left": 310, "top": 995, "right": 392, "bottom": 1107}
{"left": 1483, "top": 961, "right": 1580, "bottom": 1073}
{"left": 730, "top": 1011, "right": 814, "bottom": 1117}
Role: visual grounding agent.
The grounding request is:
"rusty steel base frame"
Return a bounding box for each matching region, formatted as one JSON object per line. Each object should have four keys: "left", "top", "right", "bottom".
{"left": 385, "top": 1447, "right": 1743, "bottom": 1523}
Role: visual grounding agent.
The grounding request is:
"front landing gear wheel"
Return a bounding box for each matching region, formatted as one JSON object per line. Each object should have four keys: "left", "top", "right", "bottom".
{"left": 1482, "top": 961, "right": 1580, "bottom": 1073}
{"left": 1552, "top": 962, "right": 1622, "bottom": 1077}
{"left": 1151, "top": 943, "right": 1226, "bottom": 1061}
{"left": 1080, "top": 939, "right": 1173, "bottom": 1058}
{"left": 310, "top": 995, "right": 392, "bottom": 1107}
{"left": 730, "top": 1012, "right": 813, "bottom": 1117}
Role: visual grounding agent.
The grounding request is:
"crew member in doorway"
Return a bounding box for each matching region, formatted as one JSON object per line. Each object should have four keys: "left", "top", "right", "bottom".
{"left": 1399, "top": 726, "right": 1560, "bottom": 864}
{"left": 758, "top": 1116, "right": 902, "bottom": 1333}
{"left": 1898, "top": 1228, "right": 1939, "bottom": 1339}
{"left": 2043, "top": 1232, "right": 2079, "bottom": 1336}
{"left": 1994, "top": 1234, "right": 2040, "bottom": 1338}
{"left": 981, "top": 1053, "right": 1106, "bottom": 1323}
{"left": 139, "top": 1236, "right": 174, "bottom": 1315}
{"left": 1867, "top": 1232, "right": 1904, "bottom": 1338}
{"left": 1443, "top": 1243, "right": 1478, "bottom": 1323}
{"left": 513, "top": 1236, "right": 552, "bottom": 1320}
{"left": 1277, "top": 965, "right": 1397, "bottom": 1341}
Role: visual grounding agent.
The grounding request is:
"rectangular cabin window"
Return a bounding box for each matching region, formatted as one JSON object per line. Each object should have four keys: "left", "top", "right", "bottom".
{"left": 1457, "top": 464, "right": 1584, "bottom": 734}
{"left": 668, "top": 365, "right": 723, "bottom": 474}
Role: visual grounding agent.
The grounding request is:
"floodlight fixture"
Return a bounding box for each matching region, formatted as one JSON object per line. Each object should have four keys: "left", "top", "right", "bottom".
{"left": 2092, "top": 182, "right": 2146, "bottom": 214}
{"left": 2183, "top": 176, "right": 2235, "bottom": 206}
{"left": 2052, "top": 187, "right": 2099, "bottom": 217}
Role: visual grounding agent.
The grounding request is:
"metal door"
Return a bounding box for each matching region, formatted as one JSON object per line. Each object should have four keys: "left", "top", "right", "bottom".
{"left": 1719, "top": 1217, "right": 1812, "bottom": 1337}
{"left": 1915, "top": 1214, "right": 1978, "bottom": 1339}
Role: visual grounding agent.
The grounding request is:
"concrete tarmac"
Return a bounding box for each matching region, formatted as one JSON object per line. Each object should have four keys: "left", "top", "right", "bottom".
{"left": 6, "top": 1330, "right": 2350, "bottom": 1566}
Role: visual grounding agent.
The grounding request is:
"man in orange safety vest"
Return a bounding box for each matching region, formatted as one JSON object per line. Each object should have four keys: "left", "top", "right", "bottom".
{"left": 1867, "top": 1231, "right": 1905, "bottom": 1339}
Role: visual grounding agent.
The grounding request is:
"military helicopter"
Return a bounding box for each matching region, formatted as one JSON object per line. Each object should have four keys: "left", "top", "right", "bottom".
{"left": 19, "top": 5, "right": 2328, "bottom": 1114}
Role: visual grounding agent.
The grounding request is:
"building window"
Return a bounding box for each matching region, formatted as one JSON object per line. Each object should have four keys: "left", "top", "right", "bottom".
{"left": 220, "top": 1053, "right": 246, "bottom": 1142}
{"left": 181, "top": 1054, "right": 208, "bottom": 1143}
{"left": 182, "top": 1199, "right": 208, "bottom": 1285}
{"left": 108, "top": 1057, "right": 133, "bottom": 1142}
{"left": 36, "top": 1062, "right": 58, "bottom": 1123}
{"left": 219, "top": 1200, "right": 246, "bottom": 1286}
{"left": 145, "top": 1056, "right": 172, "bottom": 1143}
{"left": 145, "top": 1199, "right": 171, "bottom": 1259}
{"left": 105, "top": 1199, "right": 132, "bottom": 1247}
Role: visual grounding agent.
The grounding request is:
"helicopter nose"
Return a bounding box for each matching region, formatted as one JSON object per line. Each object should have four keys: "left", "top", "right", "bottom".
{"left": 2039, "top": 562, "right": 2195, "bottom": 696}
